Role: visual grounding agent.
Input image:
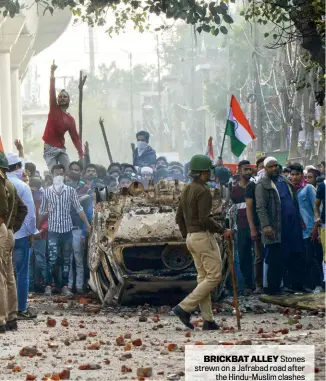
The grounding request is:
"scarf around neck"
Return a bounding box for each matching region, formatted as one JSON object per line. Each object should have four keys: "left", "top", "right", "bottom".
{"left": 293, "top": 178, "right": 307, "bottom": 191}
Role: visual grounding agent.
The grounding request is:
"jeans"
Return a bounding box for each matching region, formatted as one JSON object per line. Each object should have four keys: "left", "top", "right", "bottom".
{"left": 13, "top": 236, "right": 30, "bottom": 312}
{"left": 29, "top": 240, "right": 47, "bottom": 292}
{"left": 303, "top": 238, "right": 323, "bottom": 289}
{"left": 237, "top": 227, "right": 254, "bottom": 290}
{"left": 47, "top": 231, "right": 73, "bottom": 288}
{"left": 68, "top": 229, "right": 84, "bottom": 291}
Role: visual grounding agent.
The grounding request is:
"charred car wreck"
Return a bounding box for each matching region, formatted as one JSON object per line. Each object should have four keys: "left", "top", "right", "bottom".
{"left": 88, "top": 180, "right": 229, "bottom": 305}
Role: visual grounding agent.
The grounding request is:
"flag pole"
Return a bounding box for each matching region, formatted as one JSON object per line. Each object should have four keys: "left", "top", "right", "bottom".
{"left": 219, "top": 126, "right": 227, "bottom": 159}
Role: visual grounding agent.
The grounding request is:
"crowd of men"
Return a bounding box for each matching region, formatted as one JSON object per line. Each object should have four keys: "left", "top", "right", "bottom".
{"left": 0, "top": 132, "right": 325, "bottom": 332}
{"left": 0, "top": 61, "right": 325, "bottom": 333}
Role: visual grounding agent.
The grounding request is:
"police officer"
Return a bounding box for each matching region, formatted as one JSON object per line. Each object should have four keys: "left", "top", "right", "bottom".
{"left": 174, "top": 154, "right": 230, "bottom": 330}
{"left": 0, "top": 152, "right": 10, "bottom": 332}
{"left": 0, "top": 152, "right": 27, "bottom": 333}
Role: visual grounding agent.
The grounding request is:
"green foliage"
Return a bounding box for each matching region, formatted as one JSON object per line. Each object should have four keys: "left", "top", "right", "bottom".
{"left": 1, "top": 0, "right": 234, "bottom": 37}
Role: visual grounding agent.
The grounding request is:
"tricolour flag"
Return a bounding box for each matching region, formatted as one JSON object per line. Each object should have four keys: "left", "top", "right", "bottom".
{"left": 0, "top": 136, "right": 4, "bottom": 153}
{"left": 225, "top": 95, "right": 255, "bottom": 157}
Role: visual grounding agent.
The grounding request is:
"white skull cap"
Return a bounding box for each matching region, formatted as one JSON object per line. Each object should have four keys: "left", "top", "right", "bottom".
{"left": 263, "top": 157, "right": 278, "bottom": 167}
{"left": 6, "top": 152, "right": 22, "bottom": 166}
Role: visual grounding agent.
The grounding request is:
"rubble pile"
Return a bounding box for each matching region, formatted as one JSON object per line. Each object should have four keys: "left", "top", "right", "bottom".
{"left": 0, "top": 295, "right": 324, "bottom": 381}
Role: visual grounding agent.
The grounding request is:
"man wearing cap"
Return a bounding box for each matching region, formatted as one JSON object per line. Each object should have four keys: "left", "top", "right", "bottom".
{"left": 133, "top": 131, "right": 157, "bottom": 168}
{"left": 6, "top": 152, "right": 38, "bottom": 319}
{"left": 174, "top": 154, "right": 230, "bottom": 331}
{"left": 255, "top": 157, "right": 305, "bottom": 295}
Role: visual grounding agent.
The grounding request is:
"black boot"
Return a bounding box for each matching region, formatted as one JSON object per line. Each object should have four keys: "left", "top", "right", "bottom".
{"left": 0, "top": 325, "right": 6, "bottom": 334}
{"left": 6, "top": 319, "right": 18, "bottom": 331}
{"left": 172, "top": 305, "right": 194, "bottom": 330}
{"left": 203, "top": 321, "right": 220, "bottom": 331}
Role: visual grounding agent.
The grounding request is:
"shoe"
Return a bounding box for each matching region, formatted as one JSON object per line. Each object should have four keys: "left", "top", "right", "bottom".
{"left": 61, "top": 286, "right": 73, "bottom": 297}
{"left": 45, "top": 286, "right": 52, "bottom": 296}
{"left": 17, "top": 309, "right": 37, "bottom": 320}
{"left": 5, "top": 319, "right": 17, "bottom": 331}
{"left": 203, "top": 321, "right": 220, "bottom": 330}
{"left": 0, "top": 325, "right": 6, "bottom": 333}
{"left": 172, "top": 305, "right": 194, "bottom": 330}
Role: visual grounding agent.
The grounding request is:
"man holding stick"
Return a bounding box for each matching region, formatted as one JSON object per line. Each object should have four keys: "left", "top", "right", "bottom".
{"left": 174, "top": 154, "right": 232, "bottom": 331}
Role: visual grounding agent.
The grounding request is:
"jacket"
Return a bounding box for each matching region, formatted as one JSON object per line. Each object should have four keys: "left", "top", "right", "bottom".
{"left": 133, "top": 146, "right": 156, "bottom": 167}
{"left": 297, "top": 184, "right": 316, "bottom": 239}
{"left": 255, "top": 174, "right": 300, "bottom": 245}
{"left": 5, "top": 179, "right": 28, "bottom": 232}
{"left": 0, "top": 171, "right": 8, "bottom": 225}
{"left": 176, "top": 179, "right": 223, "bottom": 237}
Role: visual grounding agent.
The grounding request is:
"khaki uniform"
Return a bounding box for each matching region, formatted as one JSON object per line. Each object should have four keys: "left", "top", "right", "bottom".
{"left": 0, "top": 178, "right": 27, "bottom": 325}
{"left": 0, "top": 170, "right": 9, "bottom": 325}
{"left": 176, "top": 179, "right": 223, "bottom": 322}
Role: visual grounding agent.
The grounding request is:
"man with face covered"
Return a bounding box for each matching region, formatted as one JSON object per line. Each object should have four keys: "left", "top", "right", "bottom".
{"left": 140, "top": 167, "right": 153, "bottom": 189}
{"left": 174, "top": 155, "right": 231, "bottom": 331}
{"left": 39, "top": 164, "right": 91, "bottom": 296}
{"left": 42, "top": 61, "right": 83, "bottom": 171}
{"left": 133, "top": 131, "right": 157, "bottom": 167}
{"left": 118, "top": 174, "right": 133, "bottom": 189}
{"left": 255, "top": 157, "right": 304, "bottom": 295}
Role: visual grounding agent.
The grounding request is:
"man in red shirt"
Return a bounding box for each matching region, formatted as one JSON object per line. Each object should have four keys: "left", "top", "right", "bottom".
{"left": 42, "top": 61, "right": 83, "bottom": 171}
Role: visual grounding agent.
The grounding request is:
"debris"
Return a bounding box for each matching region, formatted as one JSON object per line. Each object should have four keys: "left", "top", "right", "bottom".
{"left": 137, "top": 367, "right": 152, "bottom": 378}
{"left": 168, "top": 343, "right": 178, "bottom": 352}
{"left": 124, "top": 333, "right": 132, "bottom": 339}
{"left": 12, "top": 366, "right": 22, "bottom": 372}
{"left": 167, "top": 374, "right": 180, "bottom": 380}
{"left": 116, "top": 336, "right": 125, "bottom": 346}
{"left": 48, "top": 342, "right": 59, "bottom": 349}
{"left": 132, "top": 338, "right": 142, "bottom": 347}
{"left": 87, "top": 343, "right": 101, "bottom": 350}
{"left": 281, "top": 328, "right": 289, "bottom": 334}
{"left": 88, "top": 332, "right": 97, "bottom": 337}
{"left": 26, "top": 375, "right": 37, "bottom": 380}
{"left": 257, "top": 328, "right": 264, "bottom": 334}
{"left": 63, "top": 339, "right": 71, "bottom": 346}
{"left": 78, "top": 363, "right": 101, "bottom": 370}
{"left": 47, "top": 318, "right": 57, "bottom": 327}
{"left": 124, "top": 344, "right": 131, "bottom": 351}
{"left": 61, "top": 319, "right": 69, "bottom": 327}
{"left": 119, "top": 353, "right": 132, "bottom": 361}
{"left": 139, "top": 316, "right": 147, "bottom": 322}
{"left": 296, "top": 324, "right": 303, "bottom": 329}
{"left": 20, "top": 347, "right": 38, "bottom": 357}
{"left": 121, "top": 365, "right": 132, "bottom": 373}
{"left": 77, "top": 333, "right": 87, "bottom": 341}
{"left": 152, "top": 314, "right": 160, "bottom": 323}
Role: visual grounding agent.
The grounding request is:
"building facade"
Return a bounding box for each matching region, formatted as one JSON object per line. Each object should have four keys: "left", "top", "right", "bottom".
{"left": 0, "top": 2, "right": 71, "bottom": 151}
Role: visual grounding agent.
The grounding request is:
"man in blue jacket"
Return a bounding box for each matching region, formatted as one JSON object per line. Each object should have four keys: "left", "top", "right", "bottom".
{"left": 290, "top": 163, "right": 323, "bottom": 291}
{"left": 133, "top": 131, "right": 156, "bottom": 168}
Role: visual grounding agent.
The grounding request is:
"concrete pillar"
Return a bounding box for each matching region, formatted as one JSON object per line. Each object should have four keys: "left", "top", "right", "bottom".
{"left": 11, "top": 67, "right": 23, "bottom": 142}
{"left": 0, "top": 51, "right": 13, "bottom": 151}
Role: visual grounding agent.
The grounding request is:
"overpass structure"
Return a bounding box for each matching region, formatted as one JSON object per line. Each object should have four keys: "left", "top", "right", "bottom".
{"left": 0, "top": 2, "right": 71, "bottom": 151}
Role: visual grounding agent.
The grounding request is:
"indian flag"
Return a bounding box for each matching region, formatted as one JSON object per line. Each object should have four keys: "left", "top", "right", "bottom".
{"left": 225, "top": 95, "right": 255, "bottom": 157}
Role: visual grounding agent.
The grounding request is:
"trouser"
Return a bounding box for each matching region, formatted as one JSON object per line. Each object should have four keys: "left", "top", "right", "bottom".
{"left": 265, "top": 243, "right": 304, "bottom": 293}
{"left": 47, "top": 231, "right": 73, "bottom": 288}
{"left": 29, "top": 240, "right": 47, "bottom": 292}
{"left": 0, "top": 225, "right": 17, "bottom": 325}
{"left": 303, "top": 238, "right": 323, "bottom": 289}
{"left": 237, "top": 227, "right": 254, "bottom": 290}
{"left": 68, "top": 228, "right": 84, "bottom": 291}
{"left": 13, "top": 236, "right": 30, "bottom": 312}
{"left": 43, "top": 144, "right": 70, "bottom": 172}
{"left": 254, "top": 239, "right": 264, "bottom": 288}
{"left": 179, "top": 232, "right": 222, "bottom": 322}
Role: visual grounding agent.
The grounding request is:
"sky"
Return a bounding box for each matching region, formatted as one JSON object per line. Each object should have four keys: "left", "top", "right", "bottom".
{"left": 30, "top": 16, "right": 163, "bottom": 101}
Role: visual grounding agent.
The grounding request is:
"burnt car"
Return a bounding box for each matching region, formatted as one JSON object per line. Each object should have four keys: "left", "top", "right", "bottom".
{"left": 88, "top": 180, "right": 229, "bottom": 305}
